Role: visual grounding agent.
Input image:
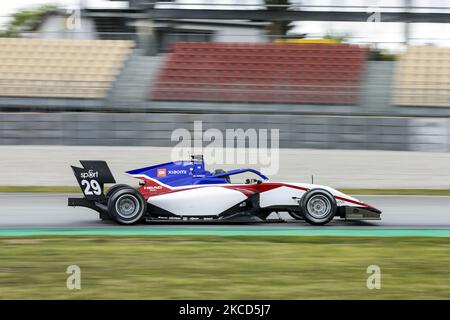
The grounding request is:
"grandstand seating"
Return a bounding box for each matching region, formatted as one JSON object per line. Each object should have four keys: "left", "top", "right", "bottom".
{"left": 0, "top": 38, "right": 134, "bottom": 99}
{"left": 393, "top": 46, "right": 450, "bottom": 107}
{"left": 151, "top": 42, "right": 368, "bottom": 105}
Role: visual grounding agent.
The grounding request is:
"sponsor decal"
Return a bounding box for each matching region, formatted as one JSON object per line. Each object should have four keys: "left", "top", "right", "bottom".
{"left": 168, "top": 169, "right": 188, "bottom": 175}
{"left": 80, "top": 170, "right": 98, "bottom": 179}
{"left": 157, "top": 168, "right": 167, "bottom": 177}
{"left": 144, "top": 185, "right": 163, "bottom": 191}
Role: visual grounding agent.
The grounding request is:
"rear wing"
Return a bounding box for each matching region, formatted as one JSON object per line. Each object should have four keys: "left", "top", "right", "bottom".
{"left": 71, "top": 160, "right": 116, "bottom": 201}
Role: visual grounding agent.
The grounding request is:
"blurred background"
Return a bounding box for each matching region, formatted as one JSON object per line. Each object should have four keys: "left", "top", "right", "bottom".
{"left": 1, "top": 0, "right": 450, "bottom": 188}
{"left": 2, "top": 2, "right": 450, "bottom": 300}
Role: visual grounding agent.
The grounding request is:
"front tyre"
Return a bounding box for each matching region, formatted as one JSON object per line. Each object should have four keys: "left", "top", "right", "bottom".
{"left": 300, "top": 189, "right": 337, "bottom": 225}
{"left": 107, "top": 187, "right": 146, "bottom": 225}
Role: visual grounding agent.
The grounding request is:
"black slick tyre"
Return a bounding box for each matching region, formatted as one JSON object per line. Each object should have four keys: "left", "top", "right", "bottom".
{"left": 300, "top": 189, "right": 337, "bottom": 225}
{"left": 107, "top": 187, "right": 146, "bottom": 225}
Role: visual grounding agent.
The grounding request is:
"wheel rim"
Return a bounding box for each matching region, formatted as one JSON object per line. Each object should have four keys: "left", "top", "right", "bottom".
{"left": 306, "top": 195, "right": 331, "bottom": 219}
{"left": 115, "top": 194, "right": 140, "bottom": 218}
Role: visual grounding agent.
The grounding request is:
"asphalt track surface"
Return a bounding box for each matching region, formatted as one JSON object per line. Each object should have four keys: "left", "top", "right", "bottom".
{"left": 0, "top": 193, "right": 450, "bottom": 231}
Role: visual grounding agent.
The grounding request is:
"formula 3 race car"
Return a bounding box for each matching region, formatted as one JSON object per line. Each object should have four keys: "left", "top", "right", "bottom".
{"left": 68, "top": 155, "right": 381, "bottom": 225}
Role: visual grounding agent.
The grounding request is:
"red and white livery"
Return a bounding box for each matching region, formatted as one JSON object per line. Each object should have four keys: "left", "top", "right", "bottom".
{"left": 69, "top": 156, "right": 381, "bottom": 225}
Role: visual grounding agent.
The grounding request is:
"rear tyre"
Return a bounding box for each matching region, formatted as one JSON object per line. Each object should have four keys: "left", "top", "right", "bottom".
{"left": 300, "top": 189, "right": 337, "bottom": 225}
{"left": 106, "top": 184, "right": 130, "bottom": 199}
{"left": 107, "top": 187, "right": 146, "bottom": 225}
{"left": 100, "top": 184, "right": 130, "bottom": 220}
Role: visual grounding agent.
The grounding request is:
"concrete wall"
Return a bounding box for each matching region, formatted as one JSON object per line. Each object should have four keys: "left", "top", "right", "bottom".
{"left": 1, "top": 146, "right": 449, "bottom": 188}
{"left": 1, "top": 112, "right": 450, "bottom": 152}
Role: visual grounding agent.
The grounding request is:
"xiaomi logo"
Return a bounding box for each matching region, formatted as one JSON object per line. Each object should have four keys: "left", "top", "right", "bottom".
{"left": 157, "top": 168, "right": 167, "bottom": 177}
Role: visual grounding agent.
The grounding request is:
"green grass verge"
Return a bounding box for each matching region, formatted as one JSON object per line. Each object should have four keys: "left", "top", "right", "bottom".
{"left": 1, "top": 186, "right": 450, "bottom": 195}
{"left": 0, "top": 186, "right": 80, "bottom": 193}
{"left": 1, "top": 236, "right": 450, "bottom": 299}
